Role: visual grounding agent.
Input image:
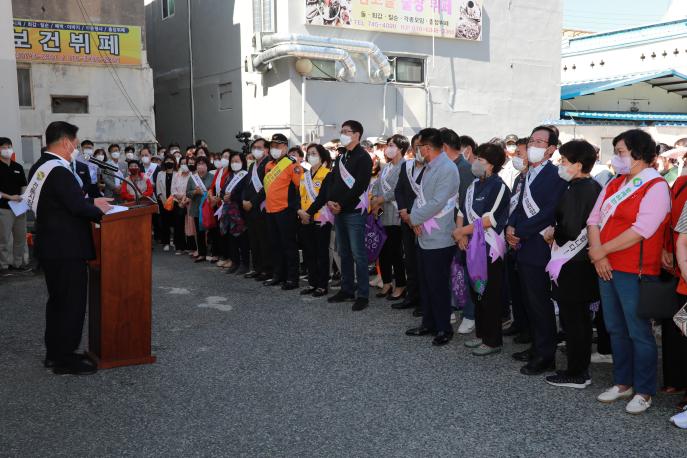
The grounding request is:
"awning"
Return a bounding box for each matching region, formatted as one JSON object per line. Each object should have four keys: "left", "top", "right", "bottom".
{"left": 561, "top": 69, "right": 687, "bottom": 100}
{"left": 561, "top": 110, "right": 687, "bottom": 125}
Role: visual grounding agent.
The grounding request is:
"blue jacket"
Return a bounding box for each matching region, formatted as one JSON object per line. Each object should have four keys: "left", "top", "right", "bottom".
{"left": 507, "top": 161, "right": 567, "bottom": 266}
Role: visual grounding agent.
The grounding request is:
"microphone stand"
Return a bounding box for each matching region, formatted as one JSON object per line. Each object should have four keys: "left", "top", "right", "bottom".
{"left": 101, "top": 170, "right": 156, "bottom": 207}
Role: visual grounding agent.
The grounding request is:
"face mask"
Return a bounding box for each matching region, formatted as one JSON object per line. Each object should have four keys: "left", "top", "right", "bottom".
{"left": 611, "top": 155, "right": 632, "bottom": 175}
{"left": 164, "top": 161, "right": 175, "bottom": 170}
{"left": 188, "top": 164, "right": 196, "bottom": 172}
{"left": 307, "top": 155, "right": 321, "bottom": 167}
{"left": 270, "top": 148, "right": 282, "bottom": 160}
{"left": 213, "top": 160, "right": 222, "bottom": 169}
{"left": 252, "top": 148, "right": 264, "bottom": 160}
{"left": 512, "top": 156, "right": 526, "bottom": 172}
{"left": 83, "top": 148, "right": 93, "bottom": 159}
{"left": 129, "top": 168, "right": 139, "bottom": 176}
{"left": 0, "top": 148, "right": 13, "bottom": 159}
{"left": 471, "top": 161, "right": 487, "bottom": 178}
{"left": 174, "top": 153, "right": 182, "bottom": 162}
{"left": 180, "top": 164, "right": 190, "bottom": 173}
{"left": 221, "top": 158, "right": 230, "bottom": 169}
{"left": 557, "top": 164, "right": 575, "bottom": 182}
{"left": 95, "top": 154, "right": 105, "bottom": 161}
{"left": 460, "top": 148, "right": 470, "bottom": 161}
{"left": 415, "top": 147, "right": 425, "bottom": 164}
{"left": 506, "top": 145, "right": 517, "bottom": 154}
{"left": 230, "top": 162, "right": 242, "bottom": 172}
{"left": 527, "top": 146, "right": 547, "bottom": 164}
{"left": 71, "top": 149, "right": 79, "bottom": 162}
{"left": 111, "top": 151, "right": 120, "bottom": 160}
{"left": 340, "top": 134, "right": 352, "bottom": 147}
{"left": 385, "top": 146, "right": 399, "bottom": 159}
{"left": 142, "top": 156, "right": 151, "bottom": 165}
{"left": 126, "top": 152, "right": 136, "bottom": 160}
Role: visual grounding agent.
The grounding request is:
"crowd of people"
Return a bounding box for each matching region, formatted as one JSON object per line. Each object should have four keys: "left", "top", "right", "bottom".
{"left": 2, "top": 120, "right": 687, "bottom": 427}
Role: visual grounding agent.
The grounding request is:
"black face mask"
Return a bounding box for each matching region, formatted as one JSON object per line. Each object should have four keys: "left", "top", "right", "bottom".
{"left": 164, "top": 162, "right": 175, "bottom": 170}
{"left": 188, "top": 164, "right": 197, "bottom": 172}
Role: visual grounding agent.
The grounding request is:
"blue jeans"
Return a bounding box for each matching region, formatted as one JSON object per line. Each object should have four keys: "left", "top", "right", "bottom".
{"left": 335, "top": 212, "right": 369, "bottom": 299}
{"left": 598, "top": 271, "right": 657, "bottom": 396}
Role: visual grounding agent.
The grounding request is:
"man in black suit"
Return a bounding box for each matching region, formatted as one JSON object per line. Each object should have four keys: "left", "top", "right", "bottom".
{"left": 28, "top": 121, "right": 112, "bottom": 375}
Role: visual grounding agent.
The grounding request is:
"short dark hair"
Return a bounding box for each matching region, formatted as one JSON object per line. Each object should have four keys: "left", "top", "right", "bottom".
{"left": 439, "top": 127, "right": 461, "bottom": 150}
{"left": 559, "top": 140, "right": 597, "bottom": 173}
{"left": 475, "top": 142, "right": 506, "bottom": 174}
{"left": 195, "top": 156, "right": 209, "bottom": 166}
{"left": 459, "top": 135, "right": 477, "bottom": 152}
{"left": 195, "top": 139, "right": 206, "bottom": 147}
{"left": 530, "top": 125, "right": 559, "bottom": 147}
{"left": 410, "top": 133, "right": 420, "bottom": 147}
{"left": 342, "top": 120, "right": 364, "bottom": 138}
{"left": 108, "top": 143, "right": 120, "bottom": 152}
{"left": 124, "top": 145, "right": 135, "bottom": 153}
{"left": 417, "top": 128, "right": 443, "bottom": 150}
{"left": 250, "top": 137, "right": 269, "bottom": 150}
{"left": 139, "top": 146, "right": 151, "bottom": 155}
{"left": 388, "top": 134, "right": 410, "bottom": 153}
{"left": 127, "top": 159, "right": 142, "bottom": 169}
{"left": 94, "top": 148, "right": 106, "bottom": 157}
{"left": 163, "top": 154, "right": 178, "bottom": 171}
{"left": 196, "top": 146, "right": 209, "bottom": 156}
{"left": 229, "top": 150, "right": 247, "bottom": 170}
{"left": 515, "top": 137, "right": 528, "bottom": 146}
{"left": 81, "top": 140, "right": 94, "bottom": 147}
{"left": 168, "top": 142, "right": 181, "bottom": 150}
{"left": 46, "top": 121, "right": 79, "bottom": 146}
{"left": 306, "top": 143, "right": 332, "bottom": 168}
{"left": 288, "top": 146, "right": 302, "bottom": 158}
{"left": 0, "top": 137, "right": 12, "bottom": 147}
{"left": 612, "top": 129, "right": 657, "bottom": 164}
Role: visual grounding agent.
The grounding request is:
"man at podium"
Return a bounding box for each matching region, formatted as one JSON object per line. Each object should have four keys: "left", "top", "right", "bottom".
{"left": 27, "top": 121, "right": 113, "bottom": 375}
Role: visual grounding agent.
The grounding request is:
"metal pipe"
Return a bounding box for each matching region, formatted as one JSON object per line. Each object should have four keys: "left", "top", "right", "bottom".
{"left": 187, "top": 0, "right": 195, "bottom": 141}
{"left": 301, "top": 75, "right": 306, "bottom": 143}
{"left": 261, "top": 33, "right": 391, "bottom": 79}
{"left": 252, "top": 43, "right": 356, "bottom": 80}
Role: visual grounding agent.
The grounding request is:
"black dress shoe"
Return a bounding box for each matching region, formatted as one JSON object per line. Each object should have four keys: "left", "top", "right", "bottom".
{"left": 520, "top": 358, "right": 555, "bottom": 376}
{"left": 376, "top": 289, "right": 392, "bottom": 298}
{"left": 405, "top": 326, "right": 433, "bottom": 336}
{"left": 244, "top": 270, "right": 259, "bottom": 279}
{"left": 226, "top": 265, "right": 239, "bottom": 274}
{"left": 512, "top": 348, "right": 534, "bottom": 362}
{"left": 300, "top": 287, "right": 317, "bottom": 295}
{"left": 514, "top": 333, "right": 533, "bottom": 344}
{"left": 44, "top": 352, "right": 89, "bottom": 368}
{"left": 387, "top": 290, "right": 406, "bottom": 301}
{"left": 328, "top": 291, "right": 355, "bottom": 303}
{"left": 412, "top": 307, "right": 423, "bottom": 317}
{"left": 263, "top": 278, "right": 283, "bottom": 287}
{"left": 391, "top": 298, "right": 416, "bottom": 310}
{"left": 432, "top": 331, "right": 454, "bottom": 346}
{"left": 281, "top": 281, "right": 299, "bottom": 291}
{"left": 256, "top": 272, "right": 272, "bottom": 281}
{"left": 52, "top": 358, "right": 98, "bottom": 376}
{"left": 502, "top": 324, "right": 519, "bottom": 337}
{"left": 312, "top": 288, "right": 328, "bottom": 297}
{"left": 351, "top": 298, "right": 369, "bottom": 311}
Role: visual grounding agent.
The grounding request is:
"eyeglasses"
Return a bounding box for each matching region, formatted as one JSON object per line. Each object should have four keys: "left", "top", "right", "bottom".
{"left": 527, "top": 138, "right": 549, "bottom": 146}
{"left": 340, "top": 129, "right": 354, "bottom": 135}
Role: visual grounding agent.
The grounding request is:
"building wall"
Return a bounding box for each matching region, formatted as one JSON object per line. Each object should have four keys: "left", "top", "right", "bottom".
{"left": 0, "top": 0, "right": 22, "bottom": 161}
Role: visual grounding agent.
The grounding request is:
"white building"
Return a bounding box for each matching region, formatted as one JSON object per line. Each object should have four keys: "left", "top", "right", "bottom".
{"left": 146, "top": 0, "right": 563, "bottom": 149}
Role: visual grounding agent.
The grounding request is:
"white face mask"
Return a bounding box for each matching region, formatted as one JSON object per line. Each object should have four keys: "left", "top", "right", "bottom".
{"left": 385, "top": 146, "right": 399, "bottom": 159}
{"left": 512, "top": 156, "right": 526, "bottom": 172}
{"left": 340, "top": 134, "right": 352, "bottom": 147}
{"left": 230, "top": 161, "right": 242, "bottom": 172}
{"left": 307, "top": 154, "right": 321, "bottom": 167}
{"left": 95, "top": 154, "right": 105, "bottom": 161}
{"left": 415, "top": 147, "right": 425, "bottom": 164}
{"left": 142, "top": 156, "right": 151, "bottom": 165}
{"left": 180, "top": 164, "right": 190, "bottom": 173}
{"left": 83, "top": 148, "right": 93, "bottom": 158}
{"left": 270, "top": 148, "right": 282, "bottom": 160}
{"left": 125, "top": 152, "right": 135, "bottom": 160}
{"left": 252, "top": 148, "right": 264, "bottom": 160}
{"left": 527, "top": 146, "right": 547, "bottom": 164}
{"left": 506, "top": 145, "right": 517, "bottom": 154}
{"left": 213, "top": 160, "right": 222, "bottom": 169}
{"left": 557, "top": 164, "right": 575, "bottom": 182}
{"left": 221, "top": 158, "right": 230, "bottom": 169}
{"left": 71, "top": 149, "right": 80, "bottom": 162}
{"left": 0, "top": 148, "right": 13, "bottom": 159}
{"left": 111, "top": 151, "right": 120, "bottom": 160}
{"left": 471, "top": 160, "right": 487, "bottom": 178}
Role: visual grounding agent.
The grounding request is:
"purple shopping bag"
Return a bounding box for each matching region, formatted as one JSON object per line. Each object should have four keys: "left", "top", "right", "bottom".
{"left": 450, "top": 250, "right": 469, "bottom": 309}
{"left": 365, "top": 213, "right": 387, "bottom": 263}
{"left": 467, "top": 218, "right": 488, "bottom": 297}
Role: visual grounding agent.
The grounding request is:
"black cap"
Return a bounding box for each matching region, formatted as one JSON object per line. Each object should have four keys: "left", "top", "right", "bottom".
{"left": 270, "top": 133, "right": 289, "bottom": 145}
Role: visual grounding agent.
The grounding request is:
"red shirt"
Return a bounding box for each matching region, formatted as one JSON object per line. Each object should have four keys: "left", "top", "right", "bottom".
{"left": 120, "top": 174, "right": 153, "bottom": 201}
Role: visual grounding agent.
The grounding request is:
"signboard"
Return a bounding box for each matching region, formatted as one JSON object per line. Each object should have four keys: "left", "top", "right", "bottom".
{"left": 305, "top": 0, "right": 483, "bottom": 41}
{"left": 13, "top": 18, "right": 142, "bottom": 66}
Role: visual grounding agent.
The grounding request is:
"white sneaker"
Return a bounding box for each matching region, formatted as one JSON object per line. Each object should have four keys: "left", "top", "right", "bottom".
{"left": 590, "top": 352, "right": 613, "bottom": 364}
{"left": 163, "top": 244, "right": 170, "bottom": 252}
{"left": 625, "top": 395, "right": 652, "bottom": 415}
{"left": 458, "top": 318, "right": 475, "bottom": 335}
{"left": 670, "top": 407, "right": 687, "bottom": 428}
{"left": 597, "top": 386, "right": 634, "bottom": 403}
{"left": 450, "top": 313, "right": 457, "bottom": 324}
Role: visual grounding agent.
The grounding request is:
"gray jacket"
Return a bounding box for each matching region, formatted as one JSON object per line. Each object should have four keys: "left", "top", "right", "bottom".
{"left": 185, "top": 172, "right": 214, "bottom": 218}
{"left": 372, "top": 160, "right": 403, "bottom": 226}
{"left": 102, "top": 160, "right": 121, "bottom": 198}
{"left": 410, "top": 152, "right": 460, "bottom": 249}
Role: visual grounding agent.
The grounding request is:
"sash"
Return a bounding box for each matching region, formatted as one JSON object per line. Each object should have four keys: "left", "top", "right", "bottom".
{"left": 144, "top": 163, "right": 158, "bottom": 180}
{"left": 225, "top": 170, "right": 247, "bottom": 195}
{"left": 22, "top": 159, "right": 70, "bottom": 214}
{"left": 380, "top": 162, "right": 394, "bottom": 194}
{"left": 465, "top": 180, "right": 507, "bottom": 262}
{"left": 263, "top": 157, "right": 292, "bottom": 193}
{"left": 214, "top": 168, "right": 226, "bottom": 195}
{"left": 405, "top": 160, "right": 422, "bottom": 197}
{"left": 339, "top": 157, "right": 370, "bottom": 214}
{"left": 251, "top": 162, "right": 263, "bottom": 193}
{"left": 598, "top": 168, "right": 661, "bottom": 232}
{"left": 338, "top": 158, "right": 356, "bottom": 189}
{"left": 522, "top": 171, "right": 540, "bottom": 218}
{"left": 191, "top": 173, "right": 208, "bottom": 193}
{"left": 509, "top": 176, "right": 523, "bottom": 216}
{"left": 303, "top": 169, "right": 318, "bottom": 203}
{"left": 545, "top": 229, "right": 588, "bottom": 284}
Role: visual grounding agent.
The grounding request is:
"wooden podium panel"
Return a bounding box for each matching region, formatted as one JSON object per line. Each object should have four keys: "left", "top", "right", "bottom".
{"left": 88, "top": 202, "right": 157, "bottom": 369}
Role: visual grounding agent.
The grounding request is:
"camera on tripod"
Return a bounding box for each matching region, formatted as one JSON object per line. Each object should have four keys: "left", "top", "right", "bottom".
{"left": 235, "top": 131, "right": 252, "bottom": 154}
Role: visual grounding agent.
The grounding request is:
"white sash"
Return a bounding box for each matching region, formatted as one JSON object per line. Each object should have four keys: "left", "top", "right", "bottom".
{"left": 522, "top": 171, "right": 540, "bottom": 218}
{"left": 191, "top": 173, "right": 208, "bottom": 193}
{"left": 303, "top": 169, "right": 318, "bottom": 202}
{"left": 380, "top": 162, "right": 394, "bottom": 194}
{"left": 251, "top": 162, "right": 263, "bottom": 192}
{"left": 338, "top": 158, "right": 356, "bottom": 189}
{"left": 465, "top": 180, "right": 507, "bottom": 261}
{"left": 214, "top": 168, "right": 226, "bottom": 195}
{"left": 598, "top": 168, "right": 662, "bottom": 232}
{"left": 546, "top": 229, "right": 588, "bottom": 283}
{"left": 144, "top": 163, "right": 158, "bottom": 180}
{"left": 225, "top": 170, "right": 247, "bottom": 195}
{"left": 509, "top": 176, "right": 523, "bottom": 216}
{"left": 23, "top": 159, "right": 70, "bottom": 214}
{"left": 405, "top": 160, "right": 422, "bottom": 197}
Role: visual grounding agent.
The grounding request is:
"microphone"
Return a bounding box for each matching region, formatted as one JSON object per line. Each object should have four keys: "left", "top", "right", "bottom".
{"left": 89, "top": 156, "right": 119, "bottom": 172}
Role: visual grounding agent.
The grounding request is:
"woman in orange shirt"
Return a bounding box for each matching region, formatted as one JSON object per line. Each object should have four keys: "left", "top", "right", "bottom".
{"left": 120, "top": 158, "right": 153, "bottom": 202}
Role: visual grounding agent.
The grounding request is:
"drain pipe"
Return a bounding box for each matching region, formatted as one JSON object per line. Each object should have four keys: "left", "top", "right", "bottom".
{"left": 253, "top": 43, "right": 357, "bottom": 80}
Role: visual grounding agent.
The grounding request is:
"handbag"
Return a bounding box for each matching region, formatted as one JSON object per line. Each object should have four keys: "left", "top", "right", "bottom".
{"left": 637, "top": 239, "right": 680, "bottom": 320}
{"left": 163, "top": 195, "right": 174, "bottom": 211}
{"left": 450, "top": 250, "right": 469, "bottom": 309}
{"left": 364, "top": 213, "right": 387, "bottom": 263}
{"left": 674, "top": 302, "right": 687, "bottom": 336}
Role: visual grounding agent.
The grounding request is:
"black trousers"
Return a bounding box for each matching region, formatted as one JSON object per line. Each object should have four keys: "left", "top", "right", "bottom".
{"left": 595, "top": 305, "right": 612, "bottom": 355}
{"left": 418, "top": 245, "right": 455, "bottom": 334}
{"left": 172, "top": 203, "right": 187, "bottom": 250}
{"left": 193, "top": 218, "right": 207, "bottom": 257}
{"left": 229, "top": 232, "right": 251, "bottom": 267}
{"left": 300, "top": 222, "right": 332, "bottom": 289}
{"left": 518, "top": 262, "right": 557, "bottom": 361}
{"left": 246, "top": 210, "right": 272, "bottom": 275}
{"left": 268, "top": 209, "right": 299, "bottom": 283}
{"left": 379, "top": 225, "right": 406, "bottom": 287}
{"left": 558, "top": 299, "right": 592, "bottom": 376}
{"left": 401, "top": 223, "right": 420, "bottom": 303}
{"left": 42, "top": 259, "right": 88, "bottom": 362}
{"left": 507, "top": 251, "right": 529, "bottom": 334}
{"left": 662, "top": 294, "right": 687, "bottom": 388}
{"left": 159, "top": 206, "right": 174, "bottom": 245}
{"left": 472, "top": 258, "right": 504, "bottom": 348}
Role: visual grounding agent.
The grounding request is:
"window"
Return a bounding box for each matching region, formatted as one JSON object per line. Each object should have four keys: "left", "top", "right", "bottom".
{"left": 17, "top": 67, "right": 32, "bottom": 107}
{"left": 51, "top": 96, "right": 88, "bottom": 114}
{"left": 162, "top": 0, "right": 175, "bottom": 19}
{"left": 218, "top": 82, "right": 233, "bottom": 110}
{"left": 391, "top": 57, "right": 424, "bottom": 84}
{"left": 308, "top": 59, "right": 336, "bottom": 81}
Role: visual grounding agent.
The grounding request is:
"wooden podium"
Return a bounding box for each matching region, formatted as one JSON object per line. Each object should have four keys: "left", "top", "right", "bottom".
{"left": 88, "top": 201, "right": 158, "bottom": 369}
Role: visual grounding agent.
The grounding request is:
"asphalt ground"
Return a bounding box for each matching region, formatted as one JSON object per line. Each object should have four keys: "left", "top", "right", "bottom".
{"left": 1, "top": 248, "right": 684, "bottom": 457}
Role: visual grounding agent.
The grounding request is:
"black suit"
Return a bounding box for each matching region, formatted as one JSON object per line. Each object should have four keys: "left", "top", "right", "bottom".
{"left": 28, "top": 152, "right": 104, "bottom": 362}
{"left": 72, "top": 159, "right": 101, "bottom": 198}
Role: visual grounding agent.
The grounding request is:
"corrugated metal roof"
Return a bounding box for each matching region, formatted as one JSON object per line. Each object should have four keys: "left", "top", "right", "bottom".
{"left": 561, "top": 110, "right": 687, "bottom": 123}
{"left": 561, "top": 69, "right": 687, "bottom": 100}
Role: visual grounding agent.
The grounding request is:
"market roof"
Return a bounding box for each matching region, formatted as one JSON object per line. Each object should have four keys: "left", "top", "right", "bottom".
{"left": 561, "top": 110, "right": 687, "bottom": 124}
{"left": 561, "top": 69, "right": 687, "bottom": 100}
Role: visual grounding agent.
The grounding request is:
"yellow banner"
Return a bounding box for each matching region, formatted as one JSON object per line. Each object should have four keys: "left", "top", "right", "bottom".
{"left": 13, "top": 18, "right": 142, "bottom": 66}
{"left": 304, "top": 0, "right": 483, "bottom": 41}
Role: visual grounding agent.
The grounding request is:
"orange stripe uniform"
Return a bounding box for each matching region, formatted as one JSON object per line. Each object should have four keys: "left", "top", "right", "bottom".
{"left": 264, "top": 157, "right": 303, "bottom": 213}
